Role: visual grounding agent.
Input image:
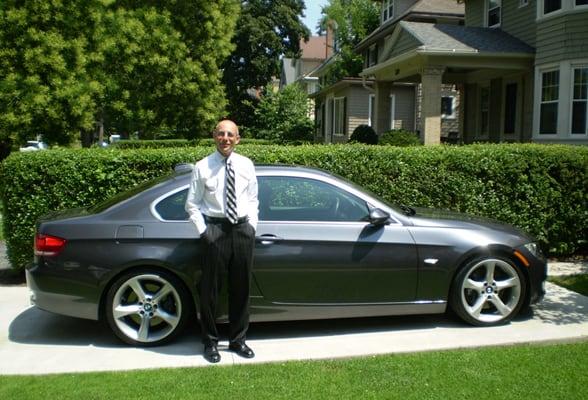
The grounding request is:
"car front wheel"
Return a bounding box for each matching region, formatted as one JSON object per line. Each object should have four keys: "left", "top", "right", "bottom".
{"left": 105, "top": 269, "right": 190, "bottom": 346}
{"left": 450, "top": 257, "right": 526, "bottom": 326}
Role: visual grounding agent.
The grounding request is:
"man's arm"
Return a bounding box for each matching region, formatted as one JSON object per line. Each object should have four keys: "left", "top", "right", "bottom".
{"left": 185, "top": 165, "right": 207, "bottom": 235}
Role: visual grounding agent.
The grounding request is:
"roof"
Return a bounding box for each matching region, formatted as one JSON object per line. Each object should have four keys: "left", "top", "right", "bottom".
{"left": 356, "top": 0, "right": 464, "bottom": 51}
{"left": 401, "top": 21, "right": 535, "bottom": 54}
{"left": 300, "top": 36, "right": 328, "bottom": 60}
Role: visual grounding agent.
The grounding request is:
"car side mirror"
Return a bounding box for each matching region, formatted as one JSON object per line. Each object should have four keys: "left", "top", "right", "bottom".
{"left": 369, "top": 208, "right": 390, "bottom": 226}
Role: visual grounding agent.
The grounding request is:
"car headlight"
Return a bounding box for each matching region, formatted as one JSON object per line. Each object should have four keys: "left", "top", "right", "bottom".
{"left": 524, "top": 242, "right": 543, "bottom": 259}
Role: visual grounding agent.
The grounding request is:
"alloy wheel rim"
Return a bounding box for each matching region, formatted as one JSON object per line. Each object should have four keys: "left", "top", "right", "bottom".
{"left": 112, "top": 274, "right": 182, "bottom": 343}
{"left": 460, "top": 259, "right": 521, "bottom": 323}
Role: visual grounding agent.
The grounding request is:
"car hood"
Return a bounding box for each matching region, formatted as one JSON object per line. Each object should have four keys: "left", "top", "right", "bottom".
{"left": 408, "top": 207, "right": 528, "bottom": 237}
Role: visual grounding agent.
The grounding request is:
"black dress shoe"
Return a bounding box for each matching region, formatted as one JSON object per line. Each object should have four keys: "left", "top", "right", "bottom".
{"left": 229, "top": 342, "right": 255, "bottom": 358}
{"left": 203, "top": 343, "right": 220, "bottom": 363}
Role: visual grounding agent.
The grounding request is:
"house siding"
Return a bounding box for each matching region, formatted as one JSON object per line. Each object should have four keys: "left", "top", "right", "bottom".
{"left": 502, "top": 1, "right": 536, "bottom": 47}
{"left": 386, "top": 30, "right": 421, "bottom": 60}
{"left": 347, "top": 86, "right": 372, "bottom": 136}
{"left": 464, "top": 0, "right": 484, "bottom": 27}
{"left": 536, "top": 11, "right": 588, "bottom": 65}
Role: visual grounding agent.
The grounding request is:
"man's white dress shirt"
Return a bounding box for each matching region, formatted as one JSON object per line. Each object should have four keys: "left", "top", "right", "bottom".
{"left": 185, "top": 151, "right": 258, "bottom": 235}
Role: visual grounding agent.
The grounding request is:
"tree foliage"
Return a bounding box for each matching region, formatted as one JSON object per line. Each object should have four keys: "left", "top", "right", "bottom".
{"left": 253, "top": 84, "right": 313, "bottom": 143}
{"left": 0, "top": 0, "right": 239, "bottom": 145}
{"left": 319, "top": 0, "right": 379, "bottom": 86}
{"left": 222, "top": 0, "right": 309, "bottom": 128}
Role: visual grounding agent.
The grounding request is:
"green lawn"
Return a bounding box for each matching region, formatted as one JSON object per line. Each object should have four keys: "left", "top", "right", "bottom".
{"left": 1, "top": 342, "right": 586, "bottom": 399}
{"left": 549, "top": 274, "right": 588, "bottom": 296}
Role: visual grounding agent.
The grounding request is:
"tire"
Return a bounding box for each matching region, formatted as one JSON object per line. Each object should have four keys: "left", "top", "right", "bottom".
{"left": 450, "top": 256, "right": 527, "bottom": 327}
{"left": 105, "top": 268, "right": 190, "bottom": 346}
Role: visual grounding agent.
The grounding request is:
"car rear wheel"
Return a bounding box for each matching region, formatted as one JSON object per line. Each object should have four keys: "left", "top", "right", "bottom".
{"left": 450, "top": 257, "right": 526, "bottom": 326}
{"left": 105, "top": 269, "right": 190, "bottom": 346}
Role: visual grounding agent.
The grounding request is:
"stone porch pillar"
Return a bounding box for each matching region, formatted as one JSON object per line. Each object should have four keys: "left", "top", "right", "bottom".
{"left": 420, "top": 66, "right": 445, "bottom": 145}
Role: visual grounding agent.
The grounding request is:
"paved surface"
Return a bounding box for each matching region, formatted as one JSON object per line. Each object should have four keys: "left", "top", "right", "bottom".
{"left": 0, "top": 259, "right": 587, "bottom": 375}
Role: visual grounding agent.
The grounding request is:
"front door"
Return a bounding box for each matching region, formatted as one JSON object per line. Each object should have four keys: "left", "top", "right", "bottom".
{"left": 253, "top": 175, "right": 418, "bottom": 304}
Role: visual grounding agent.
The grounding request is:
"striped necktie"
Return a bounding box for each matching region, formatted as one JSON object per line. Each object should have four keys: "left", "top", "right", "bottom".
{"left": 225, "top": 159, "right": 238, "bottom": 224}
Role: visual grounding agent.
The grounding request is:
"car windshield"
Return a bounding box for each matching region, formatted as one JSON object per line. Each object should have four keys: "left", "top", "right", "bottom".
{"left": 88, "top": 174, "right": 174, "bottom": 213}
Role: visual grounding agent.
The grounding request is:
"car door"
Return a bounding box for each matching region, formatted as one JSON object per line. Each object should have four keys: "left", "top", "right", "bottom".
{"left": 253, "top": 175, "right": 418, "bottom": 304}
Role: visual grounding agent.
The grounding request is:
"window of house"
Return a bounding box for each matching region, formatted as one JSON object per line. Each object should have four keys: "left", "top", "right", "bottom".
{"left": 441, "top": 96, "right": 456, "bottom": 119}
{"left": 480, "top": 87, "right": 490, "bottom": 136}
{"left": 576, "top": 0, "right": 588, "bottom": 6}
{"left": 382, "top": 0, "right": 394, "bottom": 22}
{"left": 543, "top": 0, "right": 562, "bottom": 14}
{"left": 389, "top": 94, "right": 396, "bottom": 130}
{"left": 572, "top": 67, "right": 588, "bottom": 134}
{"left": 333, "top": 97, "right": 345, "bottom": 136}
{"left": 487, "top": 0, "right": 501, "bottom": 27}
{"left": 539, "top": 70, "right": 560, "bottom": 134}
{"left": 368, "top": 94, "right": 375, "bottom": 127}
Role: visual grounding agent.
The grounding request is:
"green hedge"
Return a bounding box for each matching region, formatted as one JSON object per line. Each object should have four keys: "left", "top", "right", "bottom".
{"left": 1, "top": 144, "right": 586, "bottom": 270}
{"left": 110, "top": 138, "right": 272, "bottom": 149}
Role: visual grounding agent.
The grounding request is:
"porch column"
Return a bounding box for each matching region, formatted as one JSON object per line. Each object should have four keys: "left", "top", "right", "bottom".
{"left": 420, "top": 66, "right": 445, "bottom": 145}
{"left": 374, "top": 81, "right": 393, "bottom": 135}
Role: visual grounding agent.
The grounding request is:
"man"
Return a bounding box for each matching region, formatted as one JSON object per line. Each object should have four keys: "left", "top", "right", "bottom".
{"left": 185, "top": 119, "right": 258, "bottom": 363}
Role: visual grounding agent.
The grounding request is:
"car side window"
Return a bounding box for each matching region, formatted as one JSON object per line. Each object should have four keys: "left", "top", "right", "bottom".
{"left": 258, "top": 176, "right": 369, "bottom": 222}
{"left": 155, "top": 189, "right": 189, "bottom": 221}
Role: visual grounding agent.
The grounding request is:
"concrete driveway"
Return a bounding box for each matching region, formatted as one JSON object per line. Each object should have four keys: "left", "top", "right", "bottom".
{"left": 1, "top": 278, "right": 587, "bottom": 375}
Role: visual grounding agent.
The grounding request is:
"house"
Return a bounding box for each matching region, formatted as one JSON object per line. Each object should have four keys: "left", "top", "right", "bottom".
{"left": 279, "top": 35, "right": 333, "bottom": 118}
{"left": 311, "top": 0, "right": 465, "bottom": 144}
{"left": 359, "top": 0, "right": 588, "bottom": 145}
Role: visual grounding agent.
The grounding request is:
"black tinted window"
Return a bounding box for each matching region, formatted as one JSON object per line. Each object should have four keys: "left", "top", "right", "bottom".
{"left": 156, "top": 189, "right": 189, "bottom": 221}
{"left": 258, "top": 176, "right": 369, "bottom": 222}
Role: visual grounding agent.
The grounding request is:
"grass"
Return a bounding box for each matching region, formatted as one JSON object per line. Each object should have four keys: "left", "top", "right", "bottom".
{"left": 549, "top": 274, "right": 588, "bottom": 296}
{"left": 0, "top": 342, "right": 586, "bottom": 399}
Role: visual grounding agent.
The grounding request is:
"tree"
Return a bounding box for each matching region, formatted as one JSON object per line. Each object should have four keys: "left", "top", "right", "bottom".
{"left": 318, "top": 0, "right": 379, "bottom": 86}
{"left": 222, "top": 0, "right": 309, "bottom": 129}
{"left": 253, "top": 84, "right": 313, "bottom": 143}
{"left": 0, "top": 0, "right": 239, "bottom": 146}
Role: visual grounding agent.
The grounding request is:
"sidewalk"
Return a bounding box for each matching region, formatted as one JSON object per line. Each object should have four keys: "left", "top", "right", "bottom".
{"left": 0, "top": 254, "right": 586, "bottom": 375}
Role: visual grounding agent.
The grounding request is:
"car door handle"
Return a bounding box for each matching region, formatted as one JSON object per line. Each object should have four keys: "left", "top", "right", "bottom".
{"left": 256, "top": 234, "right": 283, "bottom": 245}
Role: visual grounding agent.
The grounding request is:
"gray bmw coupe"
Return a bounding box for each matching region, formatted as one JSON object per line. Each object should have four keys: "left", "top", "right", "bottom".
{"left": 27, "top": 165, "right": 546, "bottom": 346}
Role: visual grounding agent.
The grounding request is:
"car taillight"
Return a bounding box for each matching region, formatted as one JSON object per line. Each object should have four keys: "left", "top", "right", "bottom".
{"left": 35, "top": 234, "right": 67, "bottom": 256}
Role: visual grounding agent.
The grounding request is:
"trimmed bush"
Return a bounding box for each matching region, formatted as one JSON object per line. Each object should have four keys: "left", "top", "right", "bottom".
{"left": 349, "top": 125, "right": 378, "bottom": 144}
{"left": 111, "top": 138, "right": 271, "bottom": 149}
{"left": 379, "top": 129, "right": 422, "bottom": 146}
{"left": 1, "top": 144, "right": 586, "bottom": 270}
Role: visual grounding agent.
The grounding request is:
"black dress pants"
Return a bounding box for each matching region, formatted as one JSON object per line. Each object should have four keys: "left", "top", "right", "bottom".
{"left": 199, "top": 219, "right": 255, "bottom": 346}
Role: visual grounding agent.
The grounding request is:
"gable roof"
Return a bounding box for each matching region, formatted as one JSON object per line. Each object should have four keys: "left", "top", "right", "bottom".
{"left": 300, "top": 36, "right": 328, "bottom": 60}
{"left": 400, "top": 21, "right": 535, "bottom": 54}
{"left": 356, "top": 0, "right": 464, "bottom": 52}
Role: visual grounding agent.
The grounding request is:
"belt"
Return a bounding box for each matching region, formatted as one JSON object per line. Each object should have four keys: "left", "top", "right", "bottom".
{"left": 204, "top": 215, "right": 249, "bottom": 225}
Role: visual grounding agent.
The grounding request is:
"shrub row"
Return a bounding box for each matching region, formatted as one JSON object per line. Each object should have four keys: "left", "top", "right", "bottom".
{"left": 1, "top": 144, "right": 586, "bottom": 270}
{"left": 110, "top": 138, "right": 272, "bottom": 149}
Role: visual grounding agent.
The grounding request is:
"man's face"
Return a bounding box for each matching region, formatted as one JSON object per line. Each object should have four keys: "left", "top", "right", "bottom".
{"left": 214, "top": 121, "right": 240, "bottom": 157}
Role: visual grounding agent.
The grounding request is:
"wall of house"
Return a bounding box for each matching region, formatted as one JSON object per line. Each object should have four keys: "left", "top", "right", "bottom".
{"left": 347, "top": 85, "right": 372, "bottom": 136}
{"left": 386, "top": 30, "right": 420, "bottom": 60}
{"left": 502, "top": 1, "right": 537, "bottom": 46}
{"left": 536, "top": 11, "right": 588, "bottom": 65}
{"left": 464, "top": 0, "right": 484, "bottom": 27}
{"left": 392, "top": 85, "right": 417, "bottom": 132}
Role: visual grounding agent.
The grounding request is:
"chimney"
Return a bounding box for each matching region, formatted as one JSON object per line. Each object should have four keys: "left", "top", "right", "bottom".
{"left": 325, "top": 20, "right": 336, "bottom": 58}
